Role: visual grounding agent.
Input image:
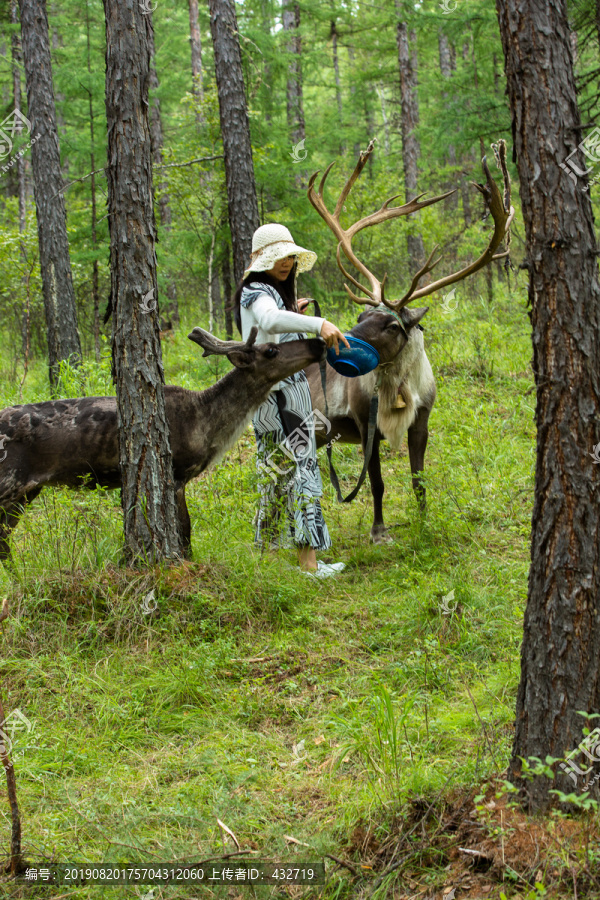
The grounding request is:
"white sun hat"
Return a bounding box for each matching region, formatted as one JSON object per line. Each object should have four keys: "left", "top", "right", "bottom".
{"left": 243, "top": 223, "right": 317, "bottom": 279}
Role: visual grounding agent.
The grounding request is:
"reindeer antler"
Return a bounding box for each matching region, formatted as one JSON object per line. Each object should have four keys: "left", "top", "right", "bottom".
{"left": 307, "top": 138, "right": 514, "bottom": 311}
{"left": 188, "top": 326, "right": 258, "bottom": 357}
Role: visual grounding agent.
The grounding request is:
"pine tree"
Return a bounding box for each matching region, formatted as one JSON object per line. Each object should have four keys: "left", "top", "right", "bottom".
{"left": 497, "top": 0, "right": 600, "bottom": 810}
{"left": 207, "top": 0, "right": 259, "bottom": 285}
{"left": 18, "top": 0, "right": 82, "bottom": 387}
{"left": 103, "top": 0, "right": 182, "bottom": 563}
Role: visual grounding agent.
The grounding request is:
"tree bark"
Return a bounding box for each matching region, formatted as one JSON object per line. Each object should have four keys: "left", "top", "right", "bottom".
{"left": 396, "top": 16, "right": 424, "bottom": 265}
{"left": 282, "top": 0, "right": 305, "bottom": 148}
{"left": 207, "top": 0, "right": 260, "bottom": 285}
{"left": 103, "top": 0, "right": 182, "bottom": 562}
{"left": 188, "top": 0, "right": 204, "bottom": 122}
{"left": 148, "top": 13, "right": 179, "bottom": 328}
{"left": 18, "top": 0, "right": 82, "bottom": 387}
{"left": 497, "top": 0, "right": 600, "bottom": 811}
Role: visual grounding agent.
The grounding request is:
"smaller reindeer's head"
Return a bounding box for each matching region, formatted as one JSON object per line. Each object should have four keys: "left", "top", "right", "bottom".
{"left": 351, "top": 307, "right": 428, "bottom": 364}
{"left": 187, "top": 326, "right": 325, "bottom": 385}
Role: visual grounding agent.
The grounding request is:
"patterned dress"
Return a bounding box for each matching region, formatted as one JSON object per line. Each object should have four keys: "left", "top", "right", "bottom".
{"left": 240, "top": 282, "right": 332, "bottom": 551}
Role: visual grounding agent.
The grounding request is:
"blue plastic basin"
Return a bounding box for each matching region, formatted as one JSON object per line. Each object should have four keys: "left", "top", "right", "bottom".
{"left": 326, "top": 336, "right": 380, "bottom": 377}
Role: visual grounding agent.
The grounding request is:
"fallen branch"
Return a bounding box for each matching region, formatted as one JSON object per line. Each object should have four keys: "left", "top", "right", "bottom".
{"left": 324, "top": 853, "right": 360, "bottom": 878}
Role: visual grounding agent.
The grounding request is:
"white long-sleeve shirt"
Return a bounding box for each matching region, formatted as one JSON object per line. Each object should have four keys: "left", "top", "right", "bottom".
{"left": 240, "top": 288, "right": 324, "bottom": 346}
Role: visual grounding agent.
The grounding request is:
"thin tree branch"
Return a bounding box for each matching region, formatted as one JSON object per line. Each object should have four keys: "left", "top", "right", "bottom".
{"left": 50, "top": 155, "right": 224, "bottom": 200}
{"left": 154, "top": 154, "right": 224, "bottom": 170}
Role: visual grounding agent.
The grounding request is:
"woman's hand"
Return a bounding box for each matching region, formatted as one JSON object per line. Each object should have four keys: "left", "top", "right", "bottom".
{"left": 320, "top": 320, "right": 351, "bottom": 355}
{"left": 298, "top": 297, "right": 311, "bottom": 313}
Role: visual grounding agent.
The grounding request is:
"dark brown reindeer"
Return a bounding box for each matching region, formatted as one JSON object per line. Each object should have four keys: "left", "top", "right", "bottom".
{"left": 305, "top": 140, "right": 514, "bottom": 542}
{"left": 0, "top": 328, "right": 326, "bottom": 562}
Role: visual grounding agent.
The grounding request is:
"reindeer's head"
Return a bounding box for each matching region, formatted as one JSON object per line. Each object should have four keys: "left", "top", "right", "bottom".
{"left": 350, "top": 307, "right": 429, "bottom": 365}
{"left": 188, "top": 326, "right": 325, "bottom": 385}
{"left": 307, "top": 139, "right": 514, "bottom": 359}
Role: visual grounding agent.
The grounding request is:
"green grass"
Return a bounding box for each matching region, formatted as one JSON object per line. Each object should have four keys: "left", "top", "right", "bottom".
{"left": 0, "top": 281, "right": 540, "bottom": 897}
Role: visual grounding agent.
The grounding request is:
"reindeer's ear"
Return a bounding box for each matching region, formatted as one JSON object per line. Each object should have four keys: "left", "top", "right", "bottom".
{"left": 226, "top": 348, "right": 254, "bottom": 369}
{"left": 400, "top": 307, "right": 429, "bottom": 329}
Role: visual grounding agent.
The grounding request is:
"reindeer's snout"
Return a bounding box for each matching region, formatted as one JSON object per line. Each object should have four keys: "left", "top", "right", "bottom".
{"left": 309, "top": 336, "right": 327, "bottom": 362}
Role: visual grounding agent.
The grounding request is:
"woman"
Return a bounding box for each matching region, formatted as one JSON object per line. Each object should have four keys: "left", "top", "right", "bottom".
{"left": 232, "top": 223, "right": 350, "bottom": 576}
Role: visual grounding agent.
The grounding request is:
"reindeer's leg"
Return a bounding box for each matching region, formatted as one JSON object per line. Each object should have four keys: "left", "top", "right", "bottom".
{"left": 0, "top": 505, "right": 20, "bottom": 564}
{"left": 175, "top": 484, "right": 192, "bottom": 560}
{"left": 360, "top": 427, "right": 390, "bottom": 545}
{"left": 369, "top": 433, "right": 391, "bottom": 544}
{"left": 0, "top": 488, "right": 42, "bottom": 564}
{"left": 407, "top": 406, "right": 431, "bottom": 511}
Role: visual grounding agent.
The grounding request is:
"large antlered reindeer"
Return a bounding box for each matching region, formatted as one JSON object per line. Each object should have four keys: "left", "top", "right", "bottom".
{"left": 305, "top": 139, "right": 514, "bottom": 542}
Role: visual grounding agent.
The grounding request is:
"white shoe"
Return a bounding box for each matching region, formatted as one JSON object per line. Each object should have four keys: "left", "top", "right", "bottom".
{"left": 303, "top": 560, "right": 346, "bottom": 578}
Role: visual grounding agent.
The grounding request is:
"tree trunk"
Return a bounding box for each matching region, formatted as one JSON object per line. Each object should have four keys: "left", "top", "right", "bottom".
{"left": 85, "top": 0, "right": 100, "bottom": 363}
{"left": 330, "top": 16, "right": 343, "bottom": 126}
{"left": 11, "top": 0, "right": 26, "bottom": 234}
{"left": 282, "top": 0, "right": 305, "bottom": 147}
{"left": 207, "top": 229, "right": 215, "bottom": 333}
{"left": 261, "top": 0, "right": 272, "bottom": 127}
{"left": 377, "top": 83, "right": 390, "bottom": 155}
{"left": 496, "top": 0, "right": 600, "bottom": 811}
{"left": 50, "top": 5, "right": 68, "bottom": 179}
{"left": 211, "top": 255, "right": 220, "bottom": 329}
{"left": 207, "top": 0, "right": 260, "bottom": 285}
{"left": 18, "top": 0, "right": 82, "bottom": 388}
{"left": 222, "top": 246, "right": 233, "bottom": 339}
{"left": 396, "top": 16, "right": 424, "bottom": 266}
{"left": 438, "top": 30, "right": 458, "bottom": 210}
{"left": 103, "top": 0, "right": 182, "bottom": 563}
{"left": 347, "top": 40, "right": 360, "bottom": 158}
{"left": 148, "top": 13, "right": 179, "bottom": 328}
{"left": 11, "top": 0, "right": 29, "bottom": 367}
{"left": 188, "top": 0, "right": 204, "bottom": 122}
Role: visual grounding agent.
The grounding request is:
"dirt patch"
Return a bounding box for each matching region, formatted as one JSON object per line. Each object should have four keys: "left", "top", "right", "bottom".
{"left": 333, "top": 781, "right": 600, "bottom": 899}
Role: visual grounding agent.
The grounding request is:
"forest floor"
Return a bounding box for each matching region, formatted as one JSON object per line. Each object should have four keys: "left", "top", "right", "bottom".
{"left": 1, "top": 283, "right": 599, "bottom": 899}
